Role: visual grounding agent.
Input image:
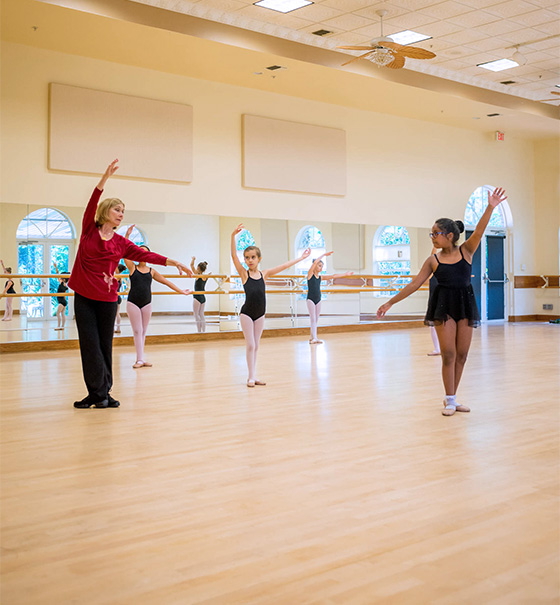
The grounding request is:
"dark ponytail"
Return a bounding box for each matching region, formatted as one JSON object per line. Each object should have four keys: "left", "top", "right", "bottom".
{"left": 435, "top": 218, "right": 464, "bottom": 244}
{"left": 198, "top": 261, "right": 208, "bottom": 273}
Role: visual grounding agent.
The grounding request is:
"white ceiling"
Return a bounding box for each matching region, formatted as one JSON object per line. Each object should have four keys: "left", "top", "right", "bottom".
{"left": 130, "top": 0, "right": 560, "bottom": 104}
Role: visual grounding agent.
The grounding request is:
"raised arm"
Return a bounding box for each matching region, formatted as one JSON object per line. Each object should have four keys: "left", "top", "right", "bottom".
{"left": 190, "top": 256, "right": 199, "bottom": 275}
{"left": 122, "top": 225, "right": 136, "bottom": 273}
{"left": 265, "top": 248, "right": 311, "bottom": 279}
{"left": 306, "top": 251, "right": 333, "bottom": 279}
{"left": 230, "top": 225, "right": 247, "bottom": 281}
{"left": 152, "top": 269, "right": 190, "bottom": 296}
{"left": 377, "top": 257, "right": 435, "bottom": 318}
{"left": 462, "top": 187, "right": 507, "bottom": 258}
{"left": 97, "top": 159, "right": 119, "bottom": 191}
{"left": 0, "top": 260, "right": 6, "bottom": 274}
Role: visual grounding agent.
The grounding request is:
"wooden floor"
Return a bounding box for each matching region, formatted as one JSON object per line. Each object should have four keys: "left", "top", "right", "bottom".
{"left": 1, "top": 323, "right": 559, "bottom": 604}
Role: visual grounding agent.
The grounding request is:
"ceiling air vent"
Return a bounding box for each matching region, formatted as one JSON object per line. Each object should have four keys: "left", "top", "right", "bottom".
{"left": 266, "top": 65, "right": 284, "bottom": 71}
{"left": 312, "top": 29, "right": 332, "bottom": 36}
{"left": 487, "top": 113, "right": 501, "bottom": 117}
{"left": 500, "top": 80, "right": 517, "bottom": 85}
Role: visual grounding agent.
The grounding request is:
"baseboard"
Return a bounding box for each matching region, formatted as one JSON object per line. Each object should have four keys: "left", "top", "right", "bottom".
{"left": 508, "top": 315, "right": 560, "bottom": 322}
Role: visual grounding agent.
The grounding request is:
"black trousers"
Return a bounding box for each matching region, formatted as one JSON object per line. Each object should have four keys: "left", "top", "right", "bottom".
{"left": 74, "top": 293, "right": 118, "bottom": 402}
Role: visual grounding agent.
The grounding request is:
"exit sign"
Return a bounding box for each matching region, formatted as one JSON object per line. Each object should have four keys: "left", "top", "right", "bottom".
{"left": 496, "top": 131, "right": 505, "bottom": 141}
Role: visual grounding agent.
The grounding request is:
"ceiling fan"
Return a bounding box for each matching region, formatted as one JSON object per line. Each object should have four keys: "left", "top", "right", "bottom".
{"left": 337, "top": 10, "right": 436, "bottom": 70}
{"left": 541, "top": 90, "right": 560, "bottom": 102}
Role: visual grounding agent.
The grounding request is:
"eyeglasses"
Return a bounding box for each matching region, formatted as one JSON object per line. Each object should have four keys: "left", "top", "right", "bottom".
{"left": 429, "top": 231, "right": 446, "bottom": 238}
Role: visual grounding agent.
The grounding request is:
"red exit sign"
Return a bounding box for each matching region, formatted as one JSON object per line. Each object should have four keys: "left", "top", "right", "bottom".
{"left": 496, "top": 131, "right": 505, "bottom": 141}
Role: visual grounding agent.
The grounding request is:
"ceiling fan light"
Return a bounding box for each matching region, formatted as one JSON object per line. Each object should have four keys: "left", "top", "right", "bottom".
{"left": 368, "top": 47, "right": 395, "bottom": 67}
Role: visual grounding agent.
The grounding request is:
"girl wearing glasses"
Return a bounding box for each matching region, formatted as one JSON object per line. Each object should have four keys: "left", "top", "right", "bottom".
{"left": 377, "top": 187, "right": 507, "bottom": 416}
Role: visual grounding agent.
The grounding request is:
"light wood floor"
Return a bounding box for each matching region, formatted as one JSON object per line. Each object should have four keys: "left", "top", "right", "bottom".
{"left": 1, "top": 323, "right": 559, "bottom": 604}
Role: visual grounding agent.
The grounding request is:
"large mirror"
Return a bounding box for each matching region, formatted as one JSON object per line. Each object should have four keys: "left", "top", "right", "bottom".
{"left": 0, "top": 201, "right": 433, "bottom": 345}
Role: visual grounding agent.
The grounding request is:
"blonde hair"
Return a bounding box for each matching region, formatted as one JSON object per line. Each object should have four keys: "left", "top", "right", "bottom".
{"left": 95, "top": 198, "right": 125, "bottom": 228}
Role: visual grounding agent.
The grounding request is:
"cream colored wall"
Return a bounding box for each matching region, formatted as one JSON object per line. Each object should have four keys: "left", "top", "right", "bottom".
{"left": 2, "top": 41, "right": 558, "bottom": 316}
{"left": 532, "top": 138, "right": 560, "bottom": 317}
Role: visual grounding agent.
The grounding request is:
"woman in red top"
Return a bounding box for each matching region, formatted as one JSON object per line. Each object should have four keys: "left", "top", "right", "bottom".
{"left": 69, "top": 159, "right": 191, "bottom": 409}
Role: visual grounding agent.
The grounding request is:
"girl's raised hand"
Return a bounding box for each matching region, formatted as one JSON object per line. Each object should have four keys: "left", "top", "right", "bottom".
{"left": 300, "top": 248, "right": 311, "bottom": 260}
{"left": 125, "top": 224, "right": 135, "bottom": 239}
{"left": 488, "top": 187, "right": 507, "bottom": 208}
{"left": 344, "top": 271, "right": 354, "bottom": 277}
{"left": 325, "top": 251, "right": 334, "bottom": 257}
{"left": 233, "top": 224, "right": 244, "bottom": 236}
{"left": 377, "top": 302, "right": 392, "bottom": 319}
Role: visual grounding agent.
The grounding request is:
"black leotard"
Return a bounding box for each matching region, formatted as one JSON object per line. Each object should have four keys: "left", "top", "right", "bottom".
{"left": 307, "top": 275, "right": 322, "bottom": 305}
{"left": 240, "top": 272, "right": 266, "bottom": 321}
{"left": 5, "top": 280, "right": 15, "bottom": 294}
{"left": 194, "top": 276, "right": 207, "bottom": 304}
{"left": 127, "top": 268, "right": 153, "bottom": 309}
{"left": 57, "top": 282, "right": 68, "bottom": 307}
{"left": 425, "top": 247, "right": 480, "bottom": 327}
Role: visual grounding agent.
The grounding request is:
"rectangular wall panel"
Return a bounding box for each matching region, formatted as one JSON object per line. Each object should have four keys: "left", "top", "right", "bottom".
{"left": 242, "top": 115, "right": 346, "bottom": 196}
{"left": 49, "top": 83, "right": 193, "bottom": 182}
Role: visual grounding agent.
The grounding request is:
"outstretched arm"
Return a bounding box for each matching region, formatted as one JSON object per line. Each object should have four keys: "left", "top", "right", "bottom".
{"left": 265, "top": 248, "right": 311, "bottom": 279}
{"left": 231, "top": 225, "right": 248, "bottom": 281}
{"left": 462, "top": 187, "right": 507, "bottom": 258}
{"left": 152, "top": 269, "right": 190, "bottom": 295}
{"left": 322, "top": 271, "right": 354, "bottom": 281}
{"left": 306, "top": 251, "right": 333, "bottom": 279}
{"left": 377, "top": 257, "right": 434, "bottom": 318}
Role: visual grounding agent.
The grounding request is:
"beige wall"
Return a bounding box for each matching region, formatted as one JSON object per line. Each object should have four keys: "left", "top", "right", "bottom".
{"left": 1, "top": 41, "right": 559, "bottom": 316}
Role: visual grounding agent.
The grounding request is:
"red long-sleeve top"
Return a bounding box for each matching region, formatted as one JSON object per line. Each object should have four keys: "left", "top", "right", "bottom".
{"left": 68, "top": 187, "right": 168, "bottom": 302}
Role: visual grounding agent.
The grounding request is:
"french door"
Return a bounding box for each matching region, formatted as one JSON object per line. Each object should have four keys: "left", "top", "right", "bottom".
{"left": 18, "top": 242, "right": 72, "bottom": 319}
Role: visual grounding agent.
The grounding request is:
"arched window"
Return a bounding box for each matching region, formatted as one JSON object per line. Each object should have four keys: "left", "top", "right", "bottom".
{"left": 115, "top": 225, "right": 147, "bottom": 246}
{"left": 464, "top": 186, "right": 506, "bottom": 229}
{"left": 17, "top": 208, "right": 75, "bottom": 318}
{"left": 17, "top": 208, "right": 75, "bottom": 240}
{"left": 373, "top": 226, "right": 411, "bottom": 297}
{"left": 295, "top": 226, "right": 326, "bottom": 274}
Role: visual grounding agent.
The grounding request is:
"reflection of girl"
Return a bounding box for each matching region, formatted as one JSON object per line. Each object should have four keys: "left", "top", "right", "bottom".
{"left": 306, "top": 251, "right": 353, "bottom": 344}
{"left": 190, "top": 256, "right": 210, "bottom": 333}
{"left": 68, "top": 159, "right": 192, "bottom": 409}
{"left": 53, "top": 261, "right": 68, "bottom": 331}
{"left": 124, "top": 225, "right": 191, "bottom": 368}
{"left": 231, "top": 224, "right": 310, "bottom": 387}
{"left": 1, "top": 260, "right": 15, "bottom": 322}
{"left": 114, "top": 263, "right": 127, "bottom": 334}
{"left": 377, "top": 187, "right": 507, "bottom": 416}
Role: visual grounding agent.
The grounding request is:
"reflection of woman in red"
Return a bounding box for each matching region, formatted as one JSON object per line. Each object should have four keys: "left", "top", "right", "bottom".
{"left": 69, "top": 159, "right": 192, "bottom": 409}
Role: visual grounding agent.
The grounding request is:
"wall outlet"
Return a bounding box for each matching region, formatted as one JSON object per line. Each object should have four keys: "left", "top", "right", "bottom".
{"left": 543, "top": 304, "right": 553, "bottom": 310}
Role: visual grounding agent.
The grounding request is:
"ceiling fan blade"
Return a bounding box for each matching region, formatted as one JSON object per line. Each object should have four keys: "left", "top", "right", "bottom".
{"left": 381, "top": 40, "right": 436, "bottom": 59}
{"left": 337, "top": 45, "right": 374, "bottom": 50}
{"left": 341, "top": 50, "right": 375, "bottom": 66}
{"left": 385, "top": 54, "right": 405, "bottom": 69}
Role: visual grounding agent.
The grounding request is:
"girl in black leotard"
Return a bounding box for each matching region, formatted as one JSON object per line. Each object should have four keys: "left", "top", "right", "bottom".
{"left": 190, "top": 257, "right": 210, "bottom": 333}
{"left": 124, "top": 226, "right": 190, "bottom": 368}
{"left": 306, "top": 251, "right": 353, "bottom": 345}
{"left": 53, "top": 261, "right": 69, "bottom": 331}
{"left": 231, "top": 224, "right": 311, "bottom": 387}
{"left": 377, "top": 187, "right": 507, "bottom": 417}
{"left": 1, "top": 260, "right": 15, "bottom": 322}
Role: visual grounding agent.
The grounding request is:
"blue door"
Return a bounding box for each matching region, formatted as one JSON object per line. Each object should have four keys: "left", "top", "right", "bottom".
{"left": 486, "top": 235, "right": 505, "bottom": 320}
{"left": 466, "top": 230, "right": 482, "bottom": 314}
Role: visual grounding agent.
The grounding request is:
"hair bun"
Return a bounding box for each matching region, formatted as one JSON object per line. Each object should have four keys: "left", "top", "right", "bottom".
{"left": 455, "top": 220, "right": 465, "bottom": 234}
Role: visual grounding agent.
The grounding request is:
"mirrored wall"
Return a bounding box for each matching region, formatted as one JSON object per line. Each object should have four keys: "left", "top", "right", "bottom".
{"left": 0, "top": 202, "right": 434, "bottom": 344}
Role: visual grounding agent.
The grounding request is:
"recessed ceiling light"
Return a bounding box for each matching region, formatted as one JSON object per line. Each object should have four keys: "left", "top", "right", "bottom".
{"left": 254, "top": 0, "right": 312, "bottom": 13}
{"left": 478, "top": 58, "right": 519, "bottom": 72}
{"left": 389, "top": 30, "right": 431, "bottom": 46}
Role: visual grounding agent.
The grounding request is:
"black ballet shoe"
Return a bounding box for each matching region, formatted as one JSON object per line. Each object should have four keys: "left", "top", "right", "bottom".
{"left": 107, "top": 395, "right": 120, "bottom": 408}
{"left": 73, "top": 396, "right": 109, "bottom": 409}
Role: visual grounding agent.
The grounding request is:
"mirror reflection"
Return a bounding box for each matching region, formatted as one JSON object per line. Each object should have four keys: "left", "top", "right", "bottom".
{"left": 0, "top": 202, "right": 434, "bottom": 346}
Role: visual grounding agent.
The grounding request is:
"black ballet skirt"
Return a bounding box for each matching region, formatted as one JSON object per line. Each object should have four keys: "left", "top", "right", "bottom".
{"left": 424, "top": 247, "right": 480, "bottom": 328}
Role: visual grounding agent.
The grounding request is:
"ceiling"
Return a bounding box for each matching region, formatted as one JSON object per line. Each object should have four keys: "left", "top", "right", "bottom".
{"left": 2, "top": 0, "right": 559, "bottom": 138}
{"left": 132, "top": 0, "right": 560, "bottom": 103}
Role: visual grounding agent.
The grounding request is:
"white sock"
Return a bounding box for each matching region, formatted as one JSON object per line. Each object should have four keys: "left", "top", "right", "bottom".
{"left": 444, "top": 395, "right": 456, "bottom": 408}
